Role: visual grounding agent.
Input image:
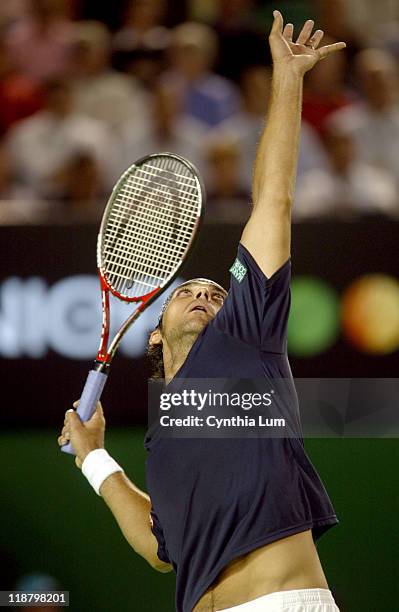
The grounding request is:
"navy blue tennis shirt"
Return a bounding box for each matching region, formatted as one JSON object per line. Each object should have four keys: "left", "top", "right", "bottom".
{"left": 144, "top": 243, "right": 339, "bottom": 612}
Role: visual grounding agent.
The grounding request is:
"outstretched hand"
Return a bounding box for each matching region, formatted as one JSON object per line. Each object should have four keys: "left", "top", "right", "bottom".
{"left": 269, "top": 10, "right": 346, "bottom": 76}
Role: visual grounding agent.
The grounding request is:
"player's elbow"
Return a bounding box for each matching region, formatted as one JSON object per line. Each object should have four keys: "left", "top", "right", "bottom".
{"left": 150, "top": 557, "right": 173, "bottom": 573}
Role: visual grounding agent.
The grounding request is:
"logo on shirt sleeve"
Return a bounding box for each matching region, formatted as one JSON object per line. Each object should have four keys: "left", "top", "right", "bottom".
{"left": 229, "top": 258, "right": 247, "bottom": 283}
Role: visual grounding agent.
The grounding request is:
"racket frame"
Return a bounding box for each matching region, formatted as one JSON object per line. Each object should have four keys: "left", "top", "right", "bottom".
{"left": 61, "top": 152, "right": 205, "bottom": 455}
{"left": 94, "top": 153, "right": 205, "bottom": 371}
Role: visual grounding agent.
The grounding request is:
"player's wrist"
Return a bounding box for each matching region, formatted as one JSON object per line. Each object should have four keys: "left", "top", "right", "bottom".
{"left": 272, "top": 63, "right": 304, "bottom": 85}
{"left": 78, "top": 441, "right": 104, "bottom": 465}
{"left": 81, "top": 449, "right": 124, "bottom": 496}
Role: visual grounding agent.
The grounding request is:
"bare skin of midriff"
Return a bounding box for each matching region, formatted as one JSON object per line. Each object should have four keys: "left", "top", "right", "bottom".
{"left": 192, "top": 529, "right": 329, "bottom": 612}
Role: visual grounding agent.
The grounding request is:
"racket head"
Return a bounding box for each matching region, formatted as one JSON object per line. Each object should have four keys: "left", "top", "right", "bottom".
{"left": 97, "top": 152, "right": 205, "bottom": 304}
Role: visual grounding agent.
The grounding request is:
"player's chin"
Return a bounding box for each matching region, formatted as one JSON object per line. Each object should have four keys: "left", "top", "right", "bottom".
{"left": 183, "top": 315, "right": 209, "bottom": 334}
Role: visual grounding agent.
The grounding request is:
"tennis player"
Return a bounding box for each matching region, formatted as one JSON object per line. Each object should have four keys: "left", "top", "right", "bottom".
{"left": 58, "top": 11, "right": 346, "bottom": 612}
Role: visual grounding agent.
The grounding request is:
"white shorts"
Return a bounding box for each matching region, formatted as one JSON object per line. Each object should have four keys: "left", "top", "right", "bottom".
{"left": 217, "top": 588, "right": 340, "bottom": 611}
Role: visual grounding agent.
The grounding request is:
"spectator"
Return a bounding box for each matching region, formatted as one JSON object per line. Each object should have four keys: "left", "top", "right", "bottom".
{"left": 215, "top": 65, "right": 328, "bottom": 191}
{"left": 377, "top": 22, "right": 399, "bottom": 67}
{"left": 0, "top": 0, "right": 28, "bottom": 29}
{"left": 70, "top": 20, "right": 148, "bottom": 132}
{"left": 294, "top": 122, "right": 398, "bottom": 220}
{"left": 163, "top": 22, "right": 241, "bottom": 127}
{"left": 0, "top": 39, "right": 43, "bottom": 135}
{"left": 5, "top": 0, "right": 74, "bottom": 83}
{"left": 315, "top": 0, "right": 362, "bottom": 62}
{"left": 212, "top": 0, "right": 267, "bottom": 81}
{"left": 50, "top": 150, "right": 103, "bottom": 221}
{"left": 113, "top": 43, "right": 167, "bottom": 93}
{"left": 330, "top": 0, "right": 399, "bottom": 47}
{"left": 6, "top": 78, "right": 117, "bottom": 201}
{"left": 302, "top": 34, "right": 351, "bottom": 135}
{"left": 112, "top": 0, "right": 170, "bottom": 92}
{"left": 205, "top": 136, "right": 251, "bottom": 222}
{"left": 0, "top": 139, "right": 18, "bottom": 198}
{"left": 121, "top": 82, "right": 206, "bottom": 175}
{"left": 113, "top": 0, "right": 169, "bottom": 52}
{"left": 327, "top": 48, "right": 399, "bottom": 187}
{"left": 0, "top": 139, "right": 46, "bottom": 224}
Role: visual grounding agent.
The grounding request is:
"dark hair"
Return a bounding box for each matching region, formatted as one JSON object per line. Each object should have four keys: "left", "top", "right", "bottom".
{"left": 146, "top": 324, "right": 164, "bottom": 379}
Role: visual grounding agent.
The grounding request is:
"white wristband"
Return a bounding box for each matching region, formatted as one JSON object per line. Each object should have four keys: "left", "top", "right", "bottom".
{"left": 81, "top": 449, "right": 124, "bottom": 496}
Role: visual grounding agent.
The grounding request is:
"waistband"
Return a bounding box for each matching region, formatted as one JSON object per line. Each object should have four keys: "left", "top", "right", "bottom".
{"left": 220, "top": 588, "right": 336, "bottom": 610}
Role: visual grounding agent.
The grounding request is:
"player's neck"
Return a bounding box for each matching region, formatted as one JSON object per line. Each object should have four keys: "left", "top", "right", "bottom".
{"left": 163, "top": 334, "right": 197, "bottom": 383}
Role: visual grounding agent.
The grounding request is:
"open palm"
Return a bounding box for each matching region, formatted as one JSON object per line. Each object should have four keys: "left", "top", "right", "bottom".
{"left": 270, "top": 10, "right": 346, "bottom": 76}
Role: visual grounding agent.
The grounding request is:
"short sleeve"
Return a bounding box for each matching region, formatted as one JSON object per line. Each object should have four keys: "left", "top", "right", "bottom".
{"left": 150, "top": 508, "right": 170, "bottom": 564}
{"left": 213, "top": 243, "right": 291, "bottom": 353}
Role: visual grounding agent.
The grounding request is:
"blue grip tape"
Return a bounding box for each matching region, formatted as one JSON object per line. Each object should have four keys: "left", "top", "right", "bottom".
{"left": 61, "top": 370, "right": 108, "bottom": 456}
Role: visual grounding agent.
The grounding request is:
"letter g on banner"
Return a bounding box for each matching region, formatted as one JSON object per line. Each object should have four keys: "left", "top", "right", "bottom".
{"left": 48, "top": 275, "right": 101, "bottom": 358}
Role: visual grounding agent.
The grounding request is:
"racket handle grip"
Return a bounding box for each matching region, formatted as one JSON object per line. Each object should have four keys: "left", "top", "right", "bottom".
{"left": 61, "top": 369, "right": 108, "bottom": 456}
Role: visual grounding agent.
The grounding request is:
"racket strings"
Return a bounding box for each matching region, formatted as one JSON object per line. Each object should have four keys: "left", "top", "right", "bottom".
{"left": 106, "top": 205, "right": 194, "bottom": 259}
{"left": 101, "top": 157, "right": 200, "bottom": 298}
{"left": 108, "top": 192, "right": 196, "bottom": 239}
{"left": 106, "top": 172, "right": 194, "bottom": 288}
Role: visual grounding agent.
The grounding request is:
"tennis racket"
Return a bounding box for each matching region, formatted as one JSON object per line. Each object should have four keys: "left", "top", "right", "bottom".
{"left": 61, "top": 152, "right": 204, "bottom": 455}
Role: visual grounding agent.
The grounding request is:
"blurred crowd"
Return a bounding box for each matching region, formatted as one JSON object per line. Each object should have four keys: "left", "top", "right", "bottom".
{"left": 0, "top": 0, "right": 398, "bottom": 223}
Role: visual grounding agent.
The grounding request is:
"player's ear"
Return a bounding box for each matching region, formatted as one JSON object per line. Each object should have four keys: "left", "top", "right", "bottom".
{"left": 149, "top": 328, "right": 162, "bottom": 347}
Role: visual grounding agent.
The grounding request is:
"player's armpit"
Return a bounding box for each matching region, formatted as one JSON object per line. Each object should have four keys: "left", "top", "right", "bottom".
{"left": 240, "top": 202, "right": 291, "bottom": 279}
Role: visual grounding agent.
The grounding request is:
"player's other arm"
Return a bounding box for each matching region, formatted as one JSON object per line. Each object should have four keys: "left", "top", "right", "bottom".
{"left": 100, "top": 472, "right": 173, "bottom": 573}
{"left": 58, "top": 403, "right": 173, "bottom": 574}
{"left": 241, "top": 11, "right": 346, "bottom": 278}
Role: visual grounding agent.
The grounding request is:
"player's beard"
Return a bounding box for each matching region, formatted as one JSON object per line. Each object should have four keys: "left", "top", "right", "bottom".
{"left": 164, "top": 313, "right": 208, "bottom": 353}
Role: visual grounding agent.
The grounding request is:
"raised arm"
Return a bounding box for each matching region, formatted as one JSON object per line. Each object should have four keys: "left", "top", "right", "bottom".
{"left": 241, "top": 10, "right": 346, "bottom": 278}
